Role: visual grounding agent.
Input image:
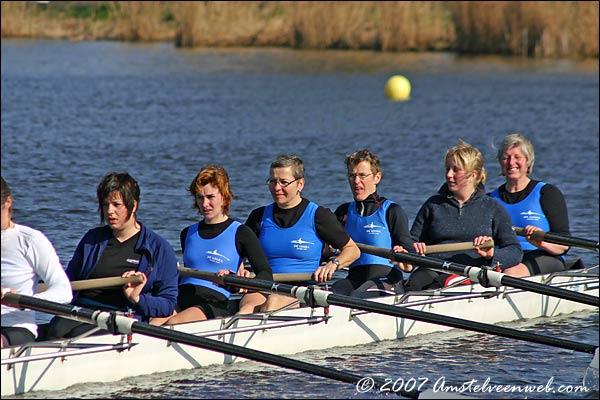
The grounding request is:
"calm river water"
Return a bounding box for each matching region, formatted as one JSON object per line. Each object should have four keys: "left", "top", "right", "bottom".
{"left": 1, "top": 39, "right": 598, "bottom": 398}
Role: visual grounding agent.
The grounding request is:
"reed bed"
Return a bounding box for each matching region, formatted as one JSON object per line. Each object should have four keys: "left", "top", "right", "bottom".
{"left": 1, "top": 1, "right": 597, "bottom": 58}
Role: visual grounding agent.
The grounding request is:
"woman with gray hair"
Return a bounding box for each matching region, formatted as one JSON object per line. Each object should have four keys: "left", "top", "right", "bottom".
{"left": 490, "top": 133, "right": 570, "bottom": 277}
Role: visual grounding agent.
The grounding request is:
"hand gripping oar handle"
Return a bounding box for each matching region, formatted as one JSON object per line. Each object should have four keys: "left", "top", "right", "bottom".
{"left": 513, "top": 227, "right": 599, "bottom": 253}
{"left": 356, "top": 243, "right": 599, "bottom": 307}
{"left": 38, "top": 275, "right": 145, "bottom": 293}
{"left": 425, "top": 239, "right": 494, "bottom": 254}
{"left": 180, "top": 271, "right": 599, "bottom": 355}
{"left": 1, "top": 293, "right": 420, "bottom": 399}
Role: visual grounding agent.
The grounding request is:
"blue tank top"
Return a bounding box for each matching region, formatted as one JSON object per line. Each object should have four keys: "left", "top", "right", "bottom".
{"left": 345, "top": 199, "right": 394, "bottom": 269}
{"left": 490, "top": 182, "right": 550, "bottom": 251}
{"left": 259, "top": 202, "right": 323, "bottom": 274}
{"left": 180, "top": 221, "right": 242, "bottom": 298}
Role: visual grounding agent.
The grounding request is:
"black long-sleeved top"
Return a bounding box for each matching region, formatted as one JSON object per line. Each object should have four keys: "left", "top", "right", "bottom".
{"left": 491, "top": 179, "right": 570, "bottom": 235}
{"left": 334, "top": 192, "right": 414, "bottom": 250}
{"left": 245, "top": 198, "right": 351, "bottom": 250}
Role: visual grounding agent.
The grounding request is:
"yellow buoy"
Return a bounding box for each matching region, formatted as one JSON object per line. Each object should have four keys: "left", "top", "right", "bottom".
{"left": 385, "top": 75, "right": 411, "bottom": 101}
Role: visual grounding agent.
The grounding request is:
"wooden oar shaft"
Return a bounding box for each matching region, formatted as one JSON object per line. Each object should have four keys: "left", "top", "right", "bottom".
{"left": 1, "top": 293, "right": 418, "bottom": 399}
{"left": 192, "top": 272, "right": 598, "bottom": 355}
{"left": 178, "top": 267, "right": 313, "bottom": 283}
{"left": 356, "top": 243, "right": 599, "bottom": 307}
{"left": 425, "top": 239, "right": 494, "bottom": 254}
{"left": 38, "top": 275, "right": 145, "bottom": 293}
{"left": 513, "top": 227, "right": 599, "bottom": 253}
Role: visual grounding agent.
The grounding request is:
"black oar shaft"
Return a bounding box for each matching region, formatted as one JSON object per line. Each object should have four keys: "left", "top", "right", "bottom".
{"left": 1, "top": 293, "right": 417, "bottom": 399}
{"left": 206, "top": 273, "right": 598, "bottom": 355}
{"left": 513, "top": 227, "right": 599, "bottom": 252}
{"left": 357, "top": 243, "right": 599, "bottom": 307}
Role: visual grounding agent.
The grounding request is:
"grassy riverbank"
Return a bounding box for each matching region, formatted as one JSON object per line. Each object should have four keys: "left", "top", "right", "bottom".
{"left": 1, "top": 1, "right": 598, "bottom": 58}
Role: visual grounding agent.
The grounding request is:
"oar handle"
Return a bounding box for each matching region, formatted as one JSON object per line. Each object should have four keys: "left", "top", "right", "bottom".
{"left": 273, "top": 273, "right": 313, "bottom": 282}
{"left": 425, "top": 239, "right": 494, "bottom": 254}
{"left": 178, "top": 266, "right": 313, "bottom": 283}
{"left": 357, "top": 242, "right": 600, "bottom": 307}
{"left": 38, "top": 275, "right": 145, "bottom": 293}
{"left": 513, "top": 227, "right": 599, "bottom": 252}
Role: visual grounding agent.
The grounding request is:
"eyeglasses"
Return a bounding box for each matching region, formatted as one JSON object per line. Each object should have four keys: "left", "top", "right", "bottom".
{"left": 347, "top": 173, "right": 373, "bottom": 181}
{"left": 266, "top": 177, "right": 300, "bottom": 187}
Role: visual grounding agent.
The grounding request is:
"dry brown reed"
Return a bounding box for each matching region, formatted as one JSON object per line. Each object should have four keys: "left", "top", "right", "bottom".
{"left": 449, "top": 1, "right": 599, "bottom": 58}
{"left": 1, "top": 1, "right": 598, "bottom": 59}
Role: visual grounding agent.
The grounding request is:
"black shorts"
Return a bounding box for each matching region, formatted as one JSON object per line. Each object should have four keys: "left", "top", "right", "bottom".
{"left": 1, "top": 326, "right": 35, "bottom": 346}
{"left": 331, "top": 265, "right": 401, "bottom": 296}
{"left": 44, "top": 316, "right": 108, "bottom": 340}
{"left": 177, "top": 284, "right": 230, "bottom": 319}
{"left": 522, "top": 250, "right": 566, "bottom": 275}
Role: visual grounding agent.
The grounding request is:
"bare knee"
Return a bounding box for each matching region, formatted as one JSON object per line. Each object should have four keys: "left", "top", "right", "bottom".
{"left": 260, "top": 295, "right": 298, "bottom": 312}
{"left": 237, "top": 293, "right": 267, "bottom": 314}
{"left": 149, "top": 310, "right": 177, "bottom": 326}
{"left": 165, "top": 307, "right": 207, "bottom": 325}
{"left": 503, "top": 263, "right": 531, "bottom": 278}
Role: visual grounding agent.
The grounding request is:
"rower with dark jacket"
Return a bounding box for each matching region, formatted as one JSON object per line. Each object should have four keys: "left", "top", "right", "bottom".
{"left": 331, "top": 149, "right": 413, "bottom": 298}
{"left": 397, "top": 140, "right": 522, "bottom": 291}
{"left": 46, "top": 172, "right": 179, "bottom": 339}
{"left": 489, "top": 133, "right": 570, "bottom": 277}
{"left": 160, "top": 165, "right": 273, "bottom": 324}
{"left": 244, "top": 154, "right": 360, "bottom": 312}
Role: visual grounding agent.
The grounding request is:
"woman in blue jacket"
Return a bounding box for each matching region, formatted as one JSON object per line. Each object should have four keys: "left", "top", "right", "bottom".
{"left": 46, "top": 172, "right": 178, "bottom": 338}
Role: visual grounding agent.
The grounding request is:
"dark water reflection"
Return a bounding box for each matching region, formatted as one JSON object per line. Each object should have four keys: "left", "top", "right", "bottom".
{"left": 1, "top": 40, "right": 598, "bottom": 398}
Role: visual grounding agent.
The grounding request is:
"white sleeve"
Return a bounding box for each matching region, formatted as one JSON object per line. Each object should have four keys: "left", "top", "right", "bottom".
{"left": 28, "top": 231, "right": 73, "bottom": 304}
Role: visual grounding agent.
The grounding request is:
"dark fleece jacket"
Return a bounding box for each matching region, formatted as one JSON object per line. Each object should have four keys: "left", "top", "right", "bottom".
{"left": 411, "top": 183, "right": 522, "bottom": 270}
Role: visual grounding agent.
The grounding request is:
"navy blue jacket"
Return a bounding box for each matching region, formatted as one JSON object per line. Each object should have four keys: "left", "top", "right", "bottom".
{"left": 66, "top": 224, "right": 178, "bottom": 321}
{"left": 411, "top": 183, "right": 522, "bottom": 270}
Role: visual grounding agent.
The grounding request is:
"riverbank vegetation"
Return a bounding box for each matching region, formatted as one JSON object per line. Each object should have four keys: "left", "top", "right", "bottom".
{"left": 1, "top": 1, "right": 598, "bottom": 58}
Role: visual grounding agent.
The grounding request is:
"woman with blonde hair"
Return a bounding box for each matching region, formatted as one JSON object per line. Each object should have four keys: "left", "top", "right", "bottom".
{"left": 395, "top": 140, "right": 522, "bottom": 290}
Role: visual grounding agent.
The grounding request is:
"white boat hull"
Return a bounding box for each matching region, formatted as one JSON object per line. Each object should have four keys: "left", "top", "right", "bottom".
{"left": 2, "top": 272, "right": 598, "bottom": 395}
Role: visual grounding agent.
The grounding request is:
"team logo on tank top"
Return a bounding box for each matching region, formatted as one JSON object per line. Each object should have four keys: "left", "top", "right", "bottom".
{"left": 520, "top": 210, "right": 543, "bottom": 222}
{"left": 291, "top": 237, "right": 315, "bottom": 251}
{"left": 363, "top": 222, "right": 385, "bottom": 235}
{"left": 205, "top": 249, "right": 231, "bottom": 264}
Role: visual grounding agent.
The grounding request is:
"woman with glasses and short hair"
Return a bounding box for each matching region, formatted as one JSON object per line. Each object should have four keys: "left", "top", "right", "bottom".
{"left": 244, "top": 154, "right": 360, "bottom": 312}
{"left": 330, "top": 149, "right": 414, "bottom": 298}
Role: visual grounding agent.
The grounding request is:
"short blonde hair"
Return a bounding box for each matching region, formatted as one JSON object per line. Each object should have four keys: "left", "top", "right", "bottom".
{"left": 445, "top": 139, "right": 487, "bottom": 187}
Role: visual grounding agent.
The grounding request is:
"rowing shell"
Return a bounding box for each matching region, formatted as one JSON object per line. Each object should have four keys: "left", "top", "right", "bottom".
{"left": 2, "top": 268, "right": 598, "bottom": 395}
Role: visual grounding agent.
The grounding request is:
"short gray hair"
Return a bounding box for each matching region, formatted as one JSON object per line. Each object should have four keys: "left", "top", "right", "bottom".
{"left": 497, "top": 133, "right": 535, "bottom": 175}
{"left": 270, "top": 154, "right": 305, "bottom": 179}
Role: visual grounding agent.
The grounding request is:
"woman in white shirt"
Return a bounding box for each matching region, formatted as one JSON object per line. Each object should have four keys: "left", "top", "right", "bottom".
{"left": 1, "top": 176, "right": 72, "bottom": 347}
